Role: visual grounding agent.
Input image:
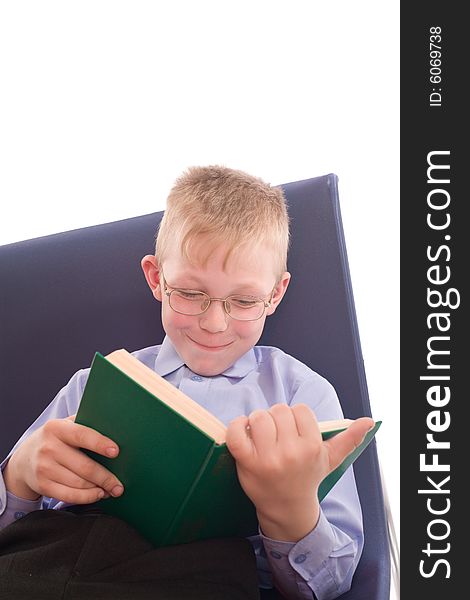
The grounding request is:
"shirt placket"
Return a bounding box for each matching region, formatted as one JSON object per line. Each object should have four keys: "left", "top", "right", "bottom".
{"left": 178, "top": 368, "right": 211, "bottom": 408}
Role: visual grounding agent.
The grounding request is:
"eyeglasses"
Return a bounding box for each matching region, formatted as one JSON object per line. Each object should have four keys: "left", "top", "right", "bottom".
{"left": 162, "top": 275, "right": 274, "bottom": 322}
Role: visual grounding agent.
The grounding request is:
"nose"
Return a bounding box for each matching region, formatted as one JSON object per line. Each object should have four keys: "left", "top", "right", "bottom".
{"left": 199, "top": 300, "right": 228, "bottom": 333}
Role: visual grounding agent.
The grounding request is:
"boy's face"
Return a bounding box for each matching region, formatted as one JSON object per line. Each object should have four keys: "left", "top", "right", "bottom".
{"left": 142, "top": 242, "right": 290, "bottom": 377}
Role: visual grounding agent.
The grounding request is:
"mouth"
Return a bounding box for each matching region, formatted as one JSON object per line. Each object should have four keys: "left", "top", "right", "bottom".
{"left": 188, "top": 337, "right": 234, "bottom": 351}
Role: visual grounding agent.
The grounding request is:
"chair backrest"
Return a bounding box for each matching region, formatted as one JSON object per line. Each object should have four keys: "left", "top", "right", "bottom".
{"left": 0, "top": 173, "right": 390, "bottom": 599}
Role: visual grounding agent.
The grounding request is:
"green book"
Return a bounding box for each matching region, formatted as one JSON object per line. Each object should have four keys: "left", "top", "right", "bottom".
{"left": 75, "top": 349, "right": 381, "bottom": 547}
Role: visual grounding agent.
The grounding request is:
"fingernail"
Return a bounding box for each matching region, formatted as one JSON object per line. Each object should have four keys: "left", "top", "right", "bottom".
{"left": 111, "top": 485, "right": 124, "bottom": 497}
{"left": 105, "top": 447, "right": 118, "bottom": 457}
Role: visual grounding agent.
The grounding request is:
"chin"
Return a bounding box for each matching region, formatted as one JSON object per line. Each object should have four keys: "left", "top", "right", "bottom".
{"left": 185, "top": 352, "right": 234, "bottom": 377}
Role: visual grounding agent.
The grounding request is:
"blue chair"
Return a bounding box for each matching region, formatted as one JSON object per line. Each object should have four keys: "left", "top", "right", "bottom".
{"left": 0, "top": 173, "right": 391, "bottom": 599}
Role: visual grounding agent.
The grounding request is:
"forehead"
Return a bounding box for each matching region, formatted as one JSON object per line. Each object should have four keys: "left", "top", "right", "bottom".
{"left": 162, "top": 237, "right": 278, "bottom": 288}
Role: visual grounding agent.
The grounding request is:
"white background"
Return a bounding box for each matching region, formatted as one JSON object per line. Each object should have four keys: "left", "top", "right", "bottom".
{"left": 0, "top": 1, "right": 399, "bottom": 595}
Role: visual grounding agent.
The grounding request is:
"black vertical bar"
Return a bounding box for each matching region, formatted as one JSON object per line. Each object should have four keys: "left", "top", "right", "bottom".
{"left": 401, "top": 3, "right": 466, "bottom": 598}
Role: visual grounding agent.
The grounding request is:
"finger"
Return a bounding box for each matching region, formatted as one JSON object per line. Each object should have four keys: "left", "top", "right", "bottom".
{"left": 324, "top": 417, "right": 375, "bottom": 472}
{"left": 42, "top": 480, "right": 111, "bottom": 505}
{"left": 291, "top": 403, "right": 322, "bottom": 442}
{"left": 54, "top": 442, "right": 124, "bottom": 497}
{"left": 247, "top": 409, "right": 277, "bottom": 454}
{"left": 66, "top": 414, "right": 76, "bottom": 422}
{"left": 225, "top": 415, "right": 254, "bottom": 461}
{"left": 39, "top": 461, "right": 96, "bottom": 491}
{"left": 268, "top": 404, "right": 300, "bottom": 441}
{"left": 56, "top": 419, "right": 120, "bottom": 459}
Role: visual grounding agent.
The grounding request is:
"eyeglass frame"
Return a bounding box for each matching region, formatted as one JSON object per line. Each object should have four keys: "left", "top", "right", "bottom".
{"left": 160, "top": 273, "right": 276, "bottom": 322}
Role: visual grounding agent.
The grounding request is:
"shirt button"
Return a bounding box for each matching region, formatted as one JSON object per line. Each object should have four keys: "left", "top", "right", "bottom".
{"left": 294, "top": 554, "right": 307, "bottom": 564}
{"left": 270, "top": 550, "right": 283, "bottom": 559}
{"left": 191, "top": 375, "right": 203, "bottom": 382}
{"left": 14, "top": 511, "right": 26, "bottom": 520}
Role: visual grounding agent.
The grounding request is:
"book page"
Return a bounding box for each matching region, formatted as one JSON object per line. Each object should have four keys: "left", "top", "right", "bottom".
{"left": 106, "top": 349, "right": 227, "bottom": 444}
{"left": 106, "top": 350, "right": 356, "bottom": 443}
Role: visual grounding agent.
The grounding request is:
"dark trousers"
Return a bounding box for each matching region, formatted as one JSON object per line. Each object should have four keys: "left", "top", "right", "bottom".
{"left": 0, "top": 510, "right": 261, "bottom": 600}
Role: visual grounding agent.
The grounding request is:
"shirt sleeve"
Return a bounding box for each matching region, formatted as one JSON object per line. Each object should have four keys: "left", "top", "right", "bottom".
{"left": 256, "top": 374, "right": 365, "bottom": 600}
{"left": 0, "top": 368, "right": 89, "bottom": 529}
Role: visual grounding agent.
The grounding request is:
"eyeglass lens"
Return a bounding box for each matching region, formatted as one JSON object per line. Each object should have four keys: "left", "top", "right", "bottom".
{"left": 168, "top": 290, "right": 265, "bottom": 321}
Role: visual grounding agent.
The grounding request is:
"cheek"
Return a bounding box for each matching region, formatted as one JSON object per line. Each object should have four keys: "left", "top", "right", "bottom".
{"left": 233, "top": 319, "right": 265, "bottom": 342}
{"left": 161, "top": 305, "right": 193, "bottom": 331}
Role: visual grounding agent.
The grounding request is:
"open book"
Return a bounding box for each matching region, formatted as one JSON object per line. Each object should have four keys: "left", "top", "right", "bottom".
{"left": 75, "top": 349, "right": 381, "bottom": 547}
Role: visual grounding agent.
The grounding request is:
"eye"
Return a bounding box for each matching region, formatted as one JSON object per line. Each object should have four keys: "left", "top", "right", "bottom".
{"left": 175, "top": 290, "right": 206, "bottom": 301}
{"left": 229, "top": 296, "right": 260, "bottom": 308}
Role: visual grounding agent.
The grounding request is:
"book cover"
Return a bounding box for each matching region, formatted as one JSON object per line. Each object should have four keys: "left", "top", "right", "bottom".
{"left": 75, "top": 351, "right": 380, "bottom": 547}
{"left": 318, "top": 421, "right": 381, "bottom": 501}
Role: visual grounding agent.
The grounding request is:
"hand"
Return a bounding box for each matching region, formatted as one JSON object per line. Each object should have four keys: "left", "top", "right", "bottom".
{"left": 4, "top": 415, "right": 124, "bottom": 504}
{"left": 226, "top": 403, "right": 374, "bottom": 542}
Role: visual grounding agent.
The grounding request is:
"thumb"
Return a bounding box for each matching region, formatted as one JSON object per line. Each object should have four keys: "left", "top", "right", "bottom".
{"left": 325, "top": 417, "right": 375, "bottom": 472}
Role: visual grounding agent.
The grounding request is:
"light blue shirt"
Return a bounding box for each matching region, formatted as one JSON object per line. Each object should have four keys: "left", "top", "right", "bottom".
{"left": 0, "top": 336, "right": 364, "bottom": 600}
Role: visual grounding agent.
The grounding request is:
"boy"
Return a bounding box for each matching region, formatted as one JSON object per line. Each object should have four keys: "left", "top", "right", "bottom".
{"left": 0, "top": 166, "right": 374, "bottom": 599}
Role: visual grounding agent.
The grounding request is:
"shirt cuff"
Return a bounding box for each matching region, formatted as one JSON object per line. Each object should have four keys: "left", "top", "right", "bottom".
{"left": 261, "top": 510, "right": 343, "bottom": 600}
{"left": 0, "top": 485, "right": 43, "bottom": 530}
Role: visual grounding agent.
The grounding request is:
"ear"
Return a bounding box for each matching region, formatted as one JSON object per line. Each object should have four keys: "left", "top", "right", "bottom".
{"left": 141, "top": 255, "right": 163, "bottom": 301}
{"left": 266, "top": 271, "right": 291, "bottom": 316}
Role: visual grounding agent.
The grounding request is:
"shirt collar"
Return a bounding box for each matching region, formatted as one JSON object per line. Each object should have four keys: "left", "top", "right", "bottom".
{"left": 222, "top": 347, "right": 258, "bottom": 378}
{"left": 154, "top": 335, "right": 185, "bottom": 377}
{"left": 154, "top": 335, "right": 258, "bottom": 379}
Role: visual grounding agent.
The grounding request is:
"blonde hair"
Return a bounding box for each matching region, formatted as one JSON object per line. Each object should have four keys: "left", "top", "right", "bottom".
{"left": 155, "top": 165, "right": 290, "bottom": 277}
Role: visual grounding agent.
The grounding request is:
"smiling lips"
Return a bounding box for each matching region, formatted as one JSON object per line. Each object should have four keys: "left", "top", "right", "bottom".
{"left": 188, "top": 337, "right": 233, "bottom": 351}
